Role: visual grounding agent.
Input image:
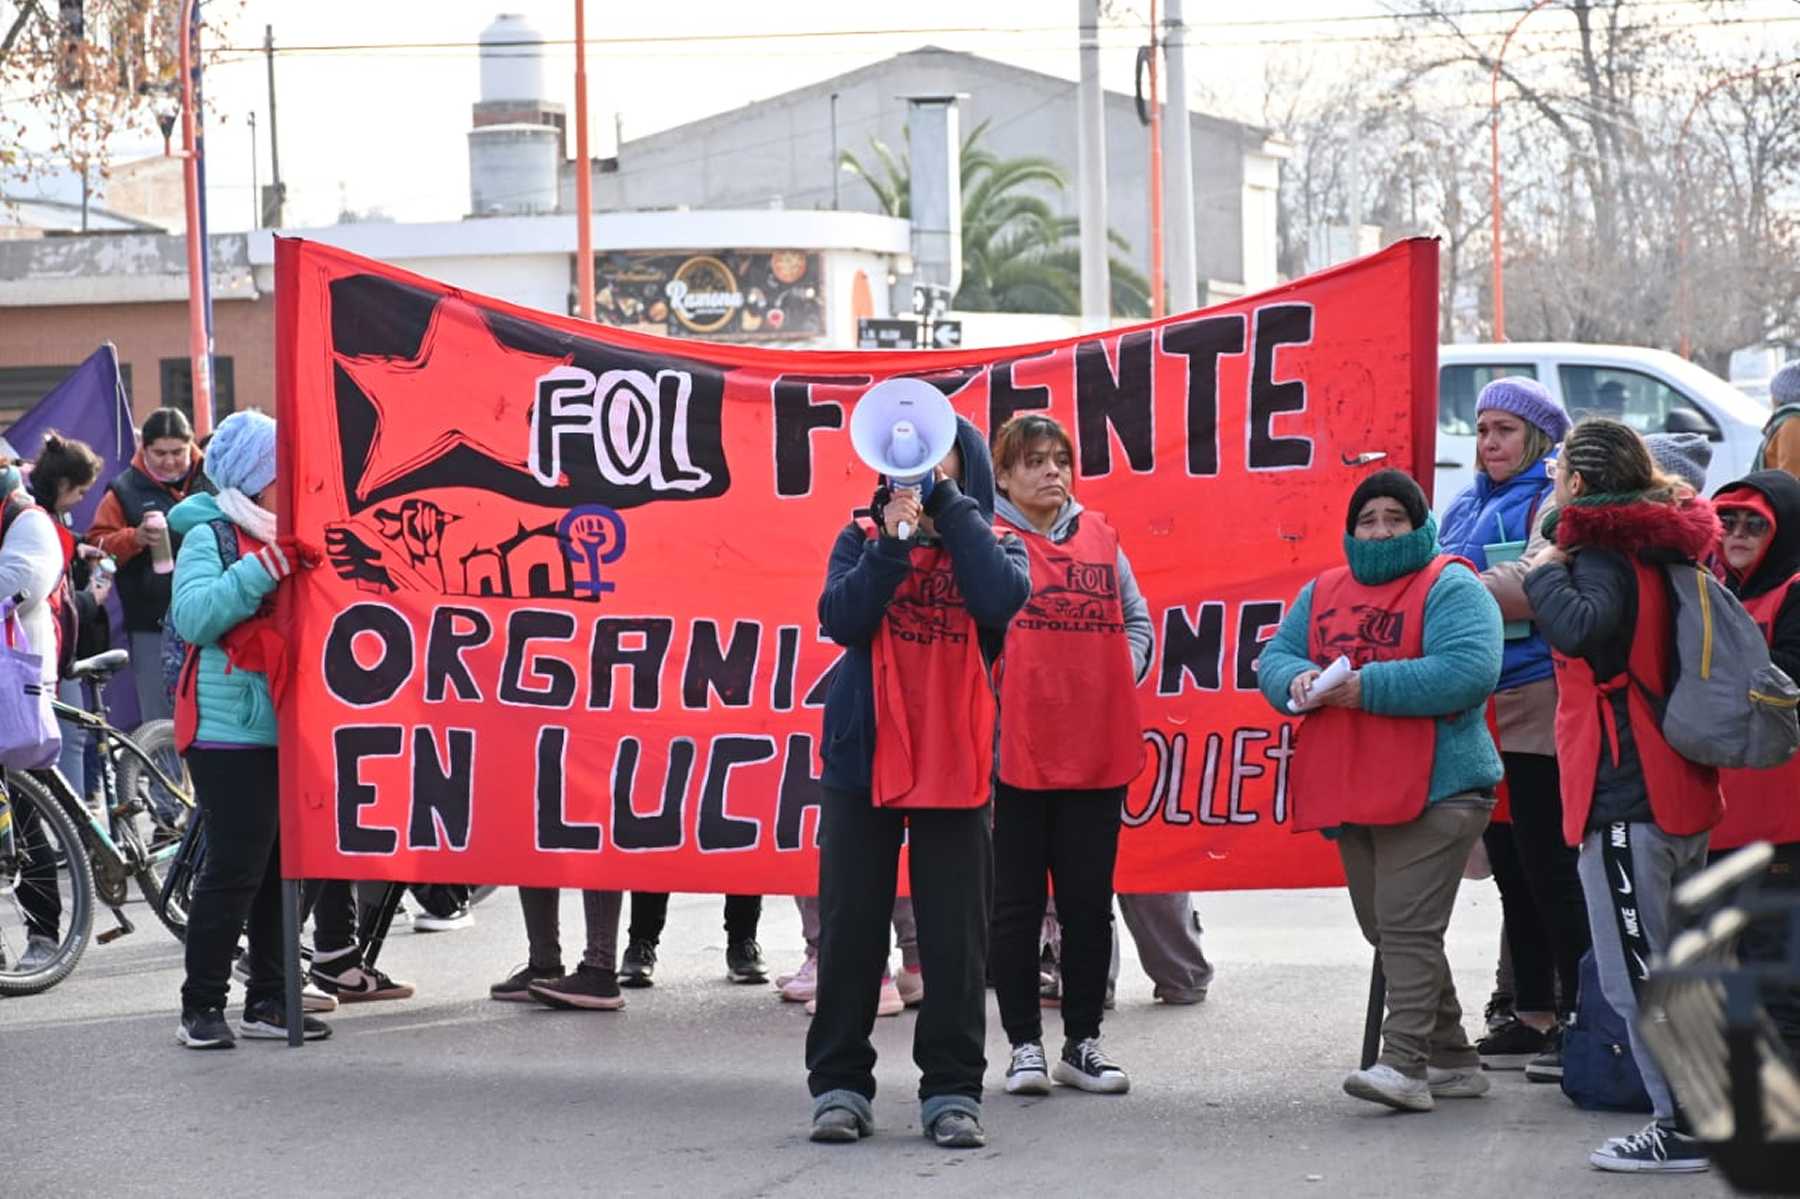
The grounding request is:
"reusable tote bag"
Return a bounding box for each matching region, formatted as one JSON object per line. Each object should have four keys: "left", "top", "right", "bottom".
{"left": 0, "top": 603, "right": 62, "bottom": 770}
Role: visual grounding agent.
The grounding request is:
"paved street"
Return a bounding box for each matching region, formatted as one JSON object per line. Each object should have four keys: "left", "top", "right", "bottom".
{"left": 2, "top": 883, "right": 1727, "bottom": 1198}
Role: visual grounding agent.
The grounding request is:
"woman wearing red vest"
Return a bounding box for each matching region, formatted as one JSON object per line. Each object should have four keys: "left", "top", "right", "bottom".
{"left": 806, "top": 414, "right": 1030, "bottom": 1149}
{"left": 1259, "top": 469, "right": 1504, "bottom": 1113}
{"left": 987, "top": 414, "right": 1148, "bottom": 1099}
{"left": 1521, "top": 417, "right": 1723, "bottom": 1174}
{"left": 1708, "top": 471, "right": 1800, "bottom": 1060}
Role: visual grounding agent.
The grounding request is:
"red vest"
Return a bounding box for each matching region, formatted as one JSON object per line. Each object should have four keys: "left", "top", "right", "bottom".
{"left": 1289, "top": 556, "right": 1460, "bottom": 832}
{"left": 1551, "top": 559, "right": 1723, "bottom": 847}
{"left": 994, "top": 510, "right": 1145, "bottom": 791}
{"left": 865, "top": 524, "right": 996, "bottom": 809}
{"left": 1715, "top": 575, "right": 1800, "bottom": 850}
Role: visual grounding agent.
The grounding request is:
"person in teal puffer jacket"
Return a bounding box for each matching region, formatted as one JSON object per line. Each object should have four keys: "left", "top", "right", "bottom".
{"left": 1258, "top": 469, "right": 1503, "bottom": 1115}
{"left": 171, "top": 410, "right": 333, "bottom": 1049}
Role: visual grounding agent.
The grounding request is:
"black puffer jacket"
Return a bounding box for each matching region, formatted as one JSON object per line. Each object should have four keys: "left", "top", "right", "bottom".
{"left": 1524, "top": 495, "right": 1721, "bottom": 832}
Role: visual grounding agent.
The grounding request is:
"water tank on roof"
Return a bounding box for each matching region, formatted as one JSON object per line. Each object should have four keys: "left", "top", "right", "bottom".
{"left": 469, "top": 123, "right": 560, "bottom": 216}
{"left": 479, "top": 13, "right": 545, "bottom": 103}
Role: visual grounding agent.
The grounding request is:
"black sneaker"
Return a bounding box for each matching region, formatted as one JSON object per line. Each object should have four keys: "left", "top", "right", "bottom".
{"left": 1052, "top": 1036, "right": 1130, "bottom": 1094}
{"left": 620, "top": 938, "right": 657, "bottom": 988}
{"left": 177, "top": 1008, "right": 236, "bottom": 1050}
{"left": 240, "top": 999, "right": 332, "bottom": 1041}
{"left": 1477, "top": 1018, "right": 1548, "bottom": 1070}
{"left": 490, "top": 962, "right": 563, "bottom": 1002}
{"left": 1484, "top": 991, "right": 1516, "bottom": 1034}
{"left": 309, "top": 951, "right": 416, "bottom": 1003}
{"left": 1005, "top": 1040, "right": 1052, "bottom": 1095}
{"left": 528, "top": 963, "right": 625, "bottom": 1010}
{"left": 1589, "top": 1121, "right": 1711, "bottom": 1173}
{"left": 726, "top": 938, "right": 768, "bottom": 984}
{"left": 1525, "top": 1025, "right": 1565, "bottom": 1083}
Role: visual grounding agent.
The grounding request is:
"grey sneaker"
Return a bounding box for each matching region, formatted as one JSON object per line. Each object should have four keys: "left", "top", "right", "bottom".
{"left": 1426, "top": 1066, "right": 1491, "bottom": 1098}
{"left": 809, "top": 1107, "right": 870, "bottom": 1143}
{"left": 929, "top": 1110, "right": 987, "bottom": 1149}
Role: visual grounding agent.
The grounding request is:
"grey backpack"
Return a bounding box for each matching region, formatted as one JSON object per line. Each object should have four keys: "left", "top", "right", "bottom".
{"left": 1638, "top": 563, "right": 1800, "bottom": 770}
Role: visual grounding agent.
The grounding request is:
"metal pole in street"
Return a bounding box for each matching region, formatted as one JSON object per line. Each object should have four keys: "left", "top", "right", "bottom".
{"left": 830, "top": 92, "right": 840, "bottom": 211}
{"left": 250, "top": 110, "right": 258, "bottom": 229}
{"left": 1147, "top": 0, "right": 1164, "bottom": 320}
{"left": 264, "top": 24, "right": 284, "bottom": 228}
{"left": 1077, "top": 0, "right": 1111, "bottom": 332}
{"left": 573, "top": 1, "right": 595, "bottom": 321}
{"left": 1162, "top": 0, "right": 1197, "bottom": 313}
{"left": 177, "top": 0, "right": 214, "bottom": 437}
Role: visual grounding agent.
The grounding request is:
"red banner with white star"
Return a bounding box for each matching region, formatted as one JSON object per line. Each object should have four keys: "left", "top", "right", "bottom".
{"left": 274, "top": 236, "right": 1438, "bottom": 892}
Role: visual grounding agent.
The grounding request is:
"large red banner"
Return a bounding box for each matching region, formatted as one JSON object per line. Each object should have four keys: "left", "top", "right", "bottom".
{"left": 275, "top": 237, "right": 1438, "bottom": 893}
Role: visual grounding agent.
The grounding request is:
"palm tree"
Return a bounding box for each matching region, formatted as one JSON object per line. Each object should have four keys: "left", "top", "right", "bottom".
{"left": 840, "top": 120, "right": 1151, "bottom": 318}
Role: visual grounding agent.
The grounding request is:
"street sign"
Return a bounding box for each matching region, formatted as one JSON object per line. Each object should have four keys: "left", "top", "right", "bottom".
{"left": 857, "top": 317, "right": 918, "bottom": 350}
{"left": 930, "top": 320, "right": 963, "bottom": 349}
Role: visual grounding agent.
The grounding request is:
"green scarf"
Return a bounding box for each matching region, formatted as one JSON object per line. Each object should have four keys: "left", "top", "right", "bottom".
{"left": 1537, "top": 487, "right": 1669, "bottom": 542}
{"left": 1342, "top": 514, "right": 1440, "bottom": 585}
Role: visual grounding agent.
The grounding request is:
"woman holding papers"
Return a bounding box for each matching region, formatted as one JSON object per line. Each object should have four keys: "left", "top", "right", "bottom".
{"left": 1259, "top": 469, "right": 1504, "bottom": 1113}
{"left": 1437, "top": 377, "right": 1585, "bottom": 1079}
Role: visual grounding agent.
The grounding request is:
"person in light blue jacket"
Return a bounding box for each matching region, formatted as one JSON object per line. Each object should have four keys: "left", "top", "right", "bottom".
{"left": 1437, "top": 377, "right": 1583, "bottom": 1076}
{"left": 171, "top": 411, "right": 332, "bottom": 1049}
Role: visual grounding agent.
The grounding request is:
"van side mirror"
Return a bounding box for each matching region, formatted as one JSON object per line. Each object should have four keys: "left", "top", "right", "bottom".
{"left": 1664, "top": 407, "right": 1720, "bottom": 441}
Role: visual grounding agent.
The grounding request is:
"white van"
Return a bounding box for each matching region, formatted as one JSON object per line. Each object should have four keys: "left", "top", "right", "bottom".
{"left": 1434, "top": 342, "right": 1771, "bottom": 513}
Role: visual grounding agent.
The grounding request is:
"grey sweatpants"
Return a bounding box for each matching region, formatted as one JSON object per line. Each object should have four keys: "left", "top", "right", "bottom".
{"left": 1113, "top": 893, "right": 1215, "bottom": 1000}
{"left": 518, "top": 888, "right": 624, "bottom": 972}
{"left": 1578, "top": 822, "right": 1708, "bottom": 1124}
{"left": 795, "top": 894, "right": 918, "bottom": 970}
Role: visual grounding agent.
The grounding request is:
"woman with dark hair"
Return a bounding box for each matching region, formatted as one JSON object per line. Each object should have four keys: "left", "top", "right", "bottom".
{"left": 1523, "top": 417, "right": 1723, "bottom": 1174}
{"left": 1259, "top": 469, "right": 1503, "bottom": 1113}
{"left": 987, "top": 413, "right": 1147, "bottom": 1098}
{"left": 806, "top": 411, "right": 1030, "bottom": 1149}
{"left": 26, "top": 435, "right": 107, "bottom": 801}
{"left": 1436, "top": 377, "right": 1585, "bottom": 1077}
{"left": 0, "top": 431, "right": 101, "bottom": 971}
{"left": 86, "top": 407, "right": 207, "bottom": 720}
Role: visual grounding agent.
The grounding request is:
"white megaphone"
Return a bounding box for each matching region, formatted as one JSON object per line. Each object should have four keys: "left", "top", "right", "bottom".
{"left": 850, "top": 377, "right": 959, "bottom": 540}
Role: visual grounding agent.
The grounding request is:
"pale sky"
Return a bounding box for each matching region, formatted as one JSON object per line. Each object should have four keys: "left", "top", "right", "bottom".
{"left": 10, "top": 0, "right": 1797, "bottom": 230}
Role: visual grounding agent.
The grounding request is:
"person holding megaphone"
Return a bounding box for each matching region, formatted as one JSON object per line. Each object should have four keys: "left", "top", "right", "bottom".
{"left": 806, "top": 379, "right": 1029, "bottom": 1150}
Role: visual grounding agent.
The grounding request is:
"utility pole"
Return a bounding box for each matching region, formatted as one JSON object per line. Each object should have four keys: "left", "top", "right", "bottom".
{"left": 830, "top": 92, "right": 840, "bottom": 210}
{"left": 1077, "top": 0, "right": 1111, "bottom": 332}
{"left": 1146, "top": 0, "right": 1164, "bottom": 319}
{"left": 1162, "top": 0, "right": 1198, "bottom": 312}
{"left": 263, "top": 24, "right": 284, "bottom": 227}
{"left": 249, "top": 110, "right": 258, "bottom": 228}
{"left": 573, "top": 1, "right": 595, "bottom": 320}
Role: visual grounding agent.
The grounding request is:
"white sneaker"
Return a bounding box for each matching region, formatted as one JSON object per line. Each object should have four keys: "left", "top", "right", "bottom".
{"left": 412, "top": 905, "right": 474, "bottom": 933}
{"left": 302, "top": 982, "right": 339, "bottom": 1013}
{"left": 779, "top": 954, "right": 817, "bottom": 1003}
{"left": 1426, "top": 1066, "right": 1490, "bottom": 1098}
{"left": 1006, "top": 1040, "right": 1053, "bottom": 1095}
{"left": 1343, "top": 1064, "right": 1434, "bottom": 1112}
{"left": 895, "top": 965, "right": 924, "bottom": 1007}
{"left": 877, "top": 972, "right": 904, "bottom": 1017}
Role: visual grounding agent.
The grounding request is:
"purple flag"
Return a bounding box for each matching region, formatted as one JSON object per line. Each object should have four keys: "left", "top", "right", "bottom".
{"left": 1, "top": 343, "right": 142, "bottom": 728}
{"left": 1, "top": 343, "right": 135, "bottom": 531}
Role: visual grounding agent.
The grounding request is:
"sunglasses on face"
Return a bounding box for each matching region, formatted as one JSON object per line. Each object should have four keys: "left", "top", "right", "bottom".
{"left": 1721, "top": 513, "right": 1771, "bottom": 538}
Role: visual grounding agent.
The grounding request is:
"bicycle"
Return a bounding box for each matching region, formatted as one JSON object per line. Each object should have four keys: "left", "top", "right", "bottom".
{"left": 0, "top": 649, "right": 195, "bottom": 996}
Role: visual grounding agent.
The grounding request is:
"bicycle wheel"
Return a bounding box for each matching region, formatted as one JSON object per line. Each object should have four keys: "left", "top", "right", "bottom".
{"left": 0, "top": 771, "right": 95, "bottom": 996}
{"left": 147, "top": 808, "right": 205, "bottom": 943}
{"left": 119, "top": 719, "right": 191, "bottom": 843}
{"left": 120, "top": 719, "right": 195, "bottom": 940}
